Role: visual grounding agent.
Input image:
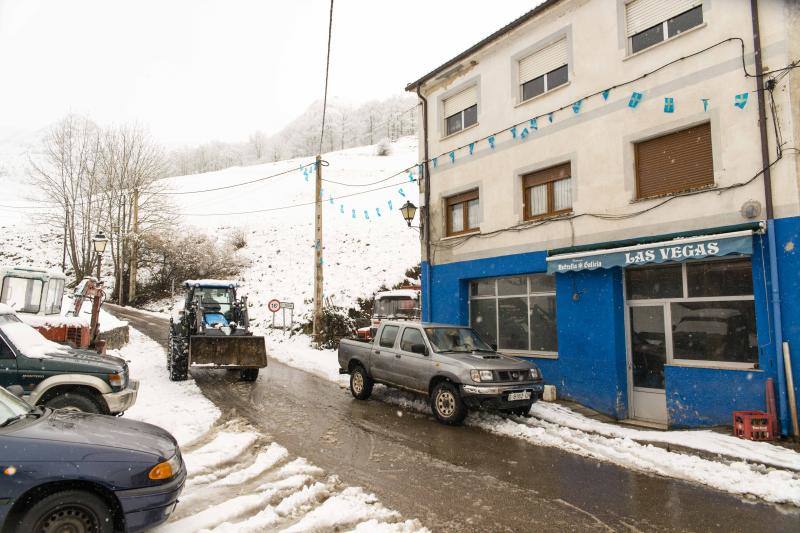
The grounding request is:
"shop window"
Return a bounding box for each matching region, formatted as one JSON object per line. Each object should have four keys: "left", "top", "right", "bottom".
{"left": 523, "top": 163, "right": 572, "bottom": 220}
{"left": 626, "top": 258, "right": 757, "bottom": 367}
{"left": 635, "top": 122, "right": 713, "bottom": 199}
{"left": 469, "top": 274, "right": 557, "bottom": 355}
{"left": 446, "top": 190, "right": 479, "bottom": 236}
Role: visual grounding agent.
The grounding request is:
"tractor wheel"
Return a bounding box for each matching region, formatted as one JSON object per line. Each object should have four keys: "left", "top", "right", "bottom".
{"left": 240, "top": 368, "right": 259, "bottom": 382}
{"left": 169, "top": 336, "right": 189, "bottom": 382}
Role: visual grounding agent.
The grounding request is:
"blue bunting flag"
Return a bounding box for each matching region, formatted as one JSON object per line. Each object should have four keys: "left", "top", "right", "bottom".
{"left": 735, "top": 93, "right": 749, "bottom": 109}
{"left": 702, "top": 98, "right": 710, "bottom": 112}
{"left": 488, "top": 135, "right": 496, "bottom": 149}
{"left": 664, "top": 97, "right": 675, "bottom": 113}
{"left": 628, "top": 92, "right": 643, "bottom": 108}
{"left": 572, "top": 99, "right": 582, "bottom": 114}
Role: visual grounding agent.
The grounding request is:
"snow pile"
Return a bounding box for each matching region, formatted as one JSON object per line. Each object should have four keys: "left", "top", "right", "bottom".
{"left": 19, "top": 314, "right": 88, "bottom": 329}
{"left": 118, "top": 327, "right": 427, "bottom": 532}
{"left": 120, "top": 328, "right": 220, "bottom": 446}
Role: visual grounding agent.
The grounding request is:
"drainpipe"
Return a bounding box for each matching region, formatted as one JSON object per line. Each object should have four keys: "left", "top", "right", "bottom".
{"left": 417, "top": 86, "right": 433, "bottom": 323}
{"left": 751, "top": 0, "right": 790, "bottom": 435}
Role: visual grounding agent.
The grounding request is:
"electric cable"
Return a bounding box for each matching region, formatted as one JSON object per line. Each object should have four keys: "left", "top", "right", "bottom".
{"left": 318, "top": 0, "right": 335, "bottom": 155}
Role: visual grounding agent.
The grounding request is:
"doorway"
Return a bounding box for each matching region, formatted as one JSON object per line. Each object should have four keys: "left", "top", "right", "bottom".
{"left": 626, "top": 304, "right": 668, "bottom": 424}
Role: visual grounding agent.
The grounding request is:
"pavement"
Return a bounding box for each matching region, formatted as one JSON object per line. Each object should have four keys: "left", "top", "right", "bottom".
{"left": 108, "top": 304, "right": 800, "bottom": 532}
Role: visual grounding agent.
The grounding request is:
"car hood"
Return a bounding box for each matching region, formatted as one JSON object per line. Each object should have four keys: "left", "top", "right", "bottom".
{"left": 15, "top": 409, "right": 177, "bottom": 459}
{"left": 438, "top": 352, "right": 536, "bottom": 370}
{"left": 23, "top": 348, "right": 127, "bottom": 374}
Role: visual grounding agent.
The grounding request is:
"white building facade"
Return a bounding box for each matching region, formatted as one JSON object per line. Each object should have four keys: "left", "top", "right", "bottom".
{"left": 407, "top": 0, "right": 800, "bottom": 429}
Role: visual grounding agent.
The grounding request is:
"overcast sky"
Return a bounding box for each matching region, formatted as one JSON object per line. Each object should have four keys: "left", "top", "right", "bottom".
{"left": 0, "top": 0, "right": 537, "bottom": 146}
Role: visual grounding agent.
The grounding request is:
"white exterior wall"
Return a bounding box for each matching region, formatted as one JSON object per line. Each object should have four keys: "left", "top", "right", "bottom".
{"left": 415, "top": 0, "right": 799, "bottom": 265}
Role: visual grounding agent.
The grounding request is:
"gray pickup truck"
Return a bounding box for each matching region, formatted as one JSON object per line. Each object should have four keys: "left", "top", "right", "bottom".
{"left": 338, "top": 321, "right": 543, "bottom": 425}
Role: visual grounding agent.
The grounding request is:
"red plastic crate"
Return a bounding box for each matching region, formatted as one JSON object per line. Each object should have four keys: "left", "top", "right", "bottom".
{"left": 733, "top": 410, "right": 776, "bottom": 441}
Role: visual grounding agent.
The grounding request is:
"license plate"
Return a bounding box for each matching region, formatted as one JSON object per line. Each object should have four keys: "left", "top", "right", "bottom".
{"left": 508, "top": 391, "right": 531, "bottom": 401}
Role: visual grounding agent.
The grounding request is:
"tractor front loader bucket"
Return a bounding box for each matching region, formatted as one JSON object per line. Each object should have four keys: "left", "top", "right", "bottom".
{"left": 189, "top": 335, "right": 268, "bottom": 368}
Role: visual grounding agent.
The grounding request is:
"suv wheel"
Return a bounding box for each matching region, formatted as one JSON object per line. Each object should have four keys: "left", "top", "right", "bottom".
{"left": 350, "top": 365, "right": 373, "bottom": 400}
{"left": 431, "top": 382, "right": 467, "bottom": 425}
{"left": 17, "top": 490, "right": 113, "bottom": 533}
{"left": 44, "top": 392, "right": 103, "bottom": 414}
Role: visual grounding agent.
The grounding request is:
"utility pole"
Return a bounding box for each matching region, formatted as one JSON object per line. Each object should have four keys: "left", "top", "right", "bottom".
{"left": 128, "top": 189, "right": 139, "bottom": 304}
{"left": 312, "top": 155, "right": 324, "bottom": 343}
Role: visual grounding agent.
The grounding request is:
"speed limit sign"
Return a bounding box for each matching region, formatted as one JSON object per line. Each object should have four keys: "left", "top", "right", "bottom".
{"left": 268, "top": 299, "right": 281, "bottom": 313}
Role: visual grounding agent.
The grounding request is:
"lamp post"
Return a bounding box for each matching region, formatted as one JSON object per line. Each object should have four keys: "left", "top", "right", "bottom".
{"left": 399, "top": 201, "right": 417, "bottom": 227}
{"left": 92, "top": 232, "right": 108, "bottom": 279}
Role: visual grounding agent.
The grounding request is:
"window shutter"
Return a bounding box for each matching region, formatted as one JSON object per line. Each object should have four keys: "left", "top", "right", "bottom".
{"left": 635, "top": 122, "right": 713, "bottom": 199}
{"left": 519, "top": 38, "right": 568, "bottom": 85}
{"left": 625, "top": 0, "right": 702, "bottom": 36}
{"left": 443, "top": 86, "right": 478, "bottom": 118}
{"left": 523, "top": 163, "right": 571, "bottom": 188}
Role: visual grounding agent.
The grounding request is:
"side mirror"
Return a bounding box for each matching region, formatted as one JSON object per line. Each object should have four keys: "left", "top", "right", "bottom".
{"left": 411, "top": 344, "right": 428, "bottom": 356}
{"left": 6, "top": 385, "right": 24, "bottom": 398}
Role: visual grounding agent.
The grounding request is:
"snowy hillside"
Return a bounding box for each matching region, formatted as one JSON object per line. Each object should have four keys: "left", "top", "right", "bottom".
{"left": 1, "top": 136, "right": 422, "bottom": 328}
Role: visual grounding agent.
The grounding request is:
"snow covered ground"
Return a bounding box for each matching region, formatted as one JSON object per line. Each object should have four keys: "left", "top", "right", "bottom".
{"left": 116, "top": 328, "right": 428, "bottom": 531}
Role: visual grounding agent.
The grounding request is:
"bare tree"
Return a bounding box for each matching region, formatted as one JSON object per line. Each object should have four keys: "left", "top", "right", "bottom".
{"left": 249, "top": 131, "right": 266, "bottom": 160}
{"left": 28, "top": 115, "right": 104, "bottom": 281}
{"left": 98, "top": 123, "right": 174, "bottom": 304}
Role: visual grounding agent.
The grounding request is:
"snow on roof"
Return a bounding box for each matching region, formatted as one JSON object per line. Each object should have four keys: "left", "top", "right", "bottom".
{"left": 1, "top": 321, "right": 69, "bottom": 359}
{"left": 376, "top": 289, "right": 420, "bottom": 300}
{"left": 0, "top": 265, "right": 66, "bottom": 279}
{"left": 20, "top": 314, "right": 89, "bottom": 329}
{"left": 184, "top": 279, "right": 239, "bottom": 288}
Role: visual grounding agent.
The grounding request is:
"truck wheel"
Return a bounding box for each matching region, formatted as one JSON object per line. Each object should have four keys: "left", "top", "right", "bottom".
{"left": 16, "top": 490, "right": 114, "bottom": 533}
{"left": 169, "top": 337, "right": 189, "bottom": 382}
{"left": 44, "top": 391, "right": 104, "bottom": 414}
{"left": 431, "top": 382, "right": 467, "bottom": 425}
{"left": 240, "top": 368, "right": 259, "bottom": 381}
{"left": 350, "top": 365, "right": 373, "bottom": 400}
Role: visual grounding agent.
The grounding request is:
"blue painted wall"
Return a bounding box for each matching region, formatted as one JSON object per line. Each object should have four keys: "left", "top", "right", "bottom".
{"left": 422, "top": 216, "right": 800, "bottom": 429}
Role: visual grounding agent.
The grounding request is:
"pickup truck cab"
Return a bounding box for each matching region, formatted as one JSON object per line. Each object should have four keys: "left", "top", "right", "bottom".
{"left": 338, "top": 321, "right": 543, "bottom": 425}
{"left": 0, "top": 304, "right": 138, "bottom": 415}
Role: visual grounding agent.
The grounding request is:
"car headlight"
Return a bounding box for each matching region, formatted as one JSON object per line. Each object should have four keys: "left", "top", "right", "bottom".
{"left": 470, "top": 370, "right": 494, "bottom": 382}
{"left": 149, "top": 454, "right": 181, "bottom": 481}
{"left": 108, "top": 372, "right": 126, "bottom": 389}
{"left": 529, "top": 368, "right": 540, "bottom": 380}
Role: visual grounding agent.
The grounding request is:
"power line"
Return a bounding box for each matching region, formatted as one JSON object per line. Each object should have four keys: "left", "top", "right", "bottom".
{"left": 154, "top": 161, "right": 317, "bottom": 195}
{"left": 178, "top": 177, "right": 415, "bottom": 217}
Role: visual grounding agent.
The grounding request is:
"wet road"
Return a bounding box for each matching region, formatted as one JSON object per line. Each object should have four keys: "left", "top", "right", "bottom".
{"left": 108, "top": 304, "right": 800, "bottom": 532}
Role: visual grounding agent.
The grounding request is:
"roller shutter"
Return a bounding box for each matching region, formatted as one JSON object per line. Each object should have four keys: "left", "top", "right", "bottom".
{"left": 635, "top": 122, "right": 713, "bottom": 199}
{"left": 625, "top": 0, "right": 702, "bottom": 36}
{"left": 443, "top": 86, "right": 478, "bottom": 118}
{"left": 519, "top": 38, "right": 568, "bottom": 85}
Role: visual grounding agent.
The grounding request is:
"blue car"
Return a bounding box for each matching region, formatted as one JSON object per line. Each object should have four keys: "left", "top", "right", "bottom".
{"left": 0, "top": 386, "right": 185, "bottom": 532}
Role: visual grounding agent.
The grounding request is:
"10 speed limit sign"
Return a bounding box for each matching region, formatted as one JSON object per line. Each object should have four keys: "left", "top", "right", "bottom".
{"left": 268, "top": 299, "right": 281, "bottom": 313}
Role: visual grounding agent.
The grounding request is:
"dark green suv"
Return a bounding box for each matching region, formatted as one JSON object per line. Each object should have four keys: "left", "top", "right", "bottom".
{"left": 0, "top": 304, "right": 138, "bottom": 414}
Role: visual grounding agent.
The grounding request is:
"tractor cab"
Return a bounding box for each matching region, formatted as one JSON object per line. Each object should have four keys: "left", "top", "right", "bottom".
{"left": 168, "top": 280, "right": 267, "bottom": 382}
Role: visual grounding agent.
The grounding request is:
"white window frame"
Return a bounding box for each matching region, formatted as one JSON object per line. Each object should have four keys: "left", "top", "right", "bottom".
{"left": 469, "top": 274, "right": 558, "bottom": 358}
{"left": 625, "top": 0, "right": 704, "bottom": 56}
{"left": 624, "top": 257, "right": 758, "bottom": 371}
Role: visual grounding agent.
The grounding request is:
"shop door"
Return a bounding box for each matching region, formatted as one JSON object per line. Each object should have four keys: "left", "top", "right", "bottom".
{"left": 627, "top": 305, "right": 667, "bottom": 424}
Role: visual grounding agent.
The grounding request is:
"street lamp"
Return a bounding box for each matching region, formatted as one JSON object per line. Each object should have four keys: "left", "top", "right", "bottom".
{"left": 92, "top": 232, "right": 108, "bottom": 279}
{"left": 399, "top": 201, "right": 417, "bottom": 227}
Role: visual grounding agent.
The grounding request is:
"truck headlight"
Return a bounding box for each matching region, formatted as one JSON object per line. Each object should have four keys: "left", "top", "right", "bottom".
{"left": 470, "top": 370, "right": 494, "bottom": 382}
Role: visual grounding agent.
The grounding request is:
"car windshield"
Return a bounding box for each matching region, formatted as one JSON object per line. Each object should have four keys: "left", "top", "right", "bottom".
{"left": 0, "top": 387, "right": 34, "bottom": 425}
{"left": 374, "top": 297, "right": 418, "bottom": 318}
{"left": 424, "top": 327, "right": 493, "bottom": 353}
